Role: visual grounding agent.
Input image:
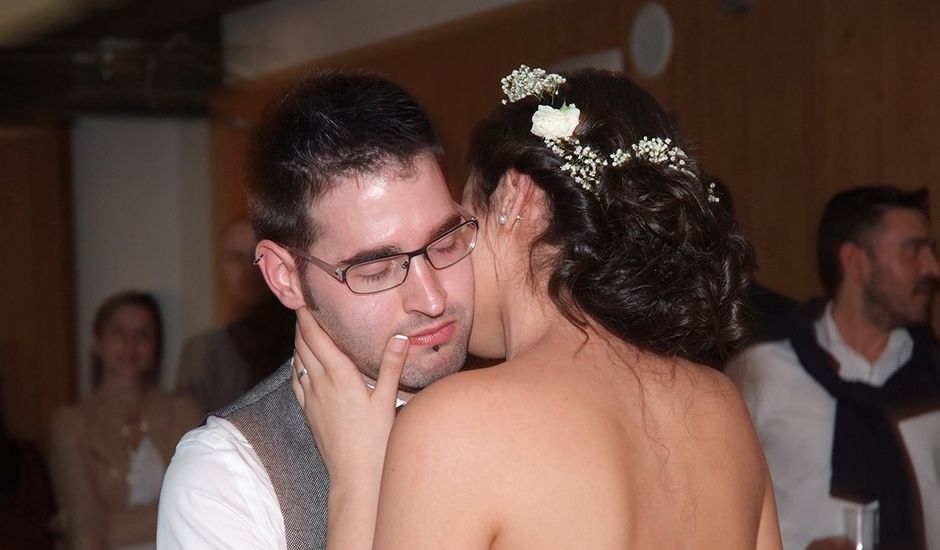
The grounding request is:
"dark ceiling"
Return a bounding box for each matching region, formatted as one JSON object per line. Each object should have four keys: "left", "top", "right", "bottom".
{"left": 0, "top": 0, "right": 264, "bottom": 123}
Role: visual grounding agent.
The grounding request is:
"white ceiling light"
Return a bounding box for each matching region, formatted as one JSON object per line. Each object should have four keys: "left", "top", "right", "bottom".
{"left": 629, "top": 2, "right": 674, "bottom": 78}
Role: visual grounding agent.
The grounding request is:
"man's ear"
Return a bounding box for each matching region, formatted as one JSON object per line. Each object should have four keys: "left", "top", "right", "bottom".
{"left": 839, "top": 241, "right": 871, "bottom": 284}
{"left": 497, "top": 169, "right": 540, "bottom": 228}
{"left": 254, "top": 239, "right": 307, "bottom": 310}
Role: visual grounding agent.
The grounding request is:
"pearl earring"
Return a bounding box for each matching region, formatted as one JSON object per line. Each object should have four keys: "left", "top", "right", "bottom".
{"left": 497, "top": 213, "right": 508, "bottom": 225}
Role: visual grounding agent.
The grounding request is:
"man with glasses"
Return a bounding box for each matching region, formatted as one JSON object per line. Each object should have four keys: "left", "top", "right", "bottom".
{"left": 157, "top": 71, "right": 476, "bottom": 549}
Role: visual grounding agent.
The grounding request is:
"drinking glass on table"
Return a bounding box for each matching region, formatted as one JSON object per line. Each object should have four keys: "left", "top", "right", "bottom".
{"left": 843, "top": 505, "right": 878, "bottom": 550}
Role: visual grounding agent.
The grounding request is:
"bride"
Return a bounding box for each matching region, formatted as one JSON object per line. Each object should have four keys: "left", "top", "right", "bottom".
{"left": 293, "top": 66, "right": 782, "bottom": 549}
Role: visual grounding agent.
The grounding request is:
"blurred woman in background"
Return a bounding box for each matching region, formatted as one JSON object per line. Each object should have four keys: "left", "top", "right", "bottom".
{"left": 49, "top": 290, "right": 198, "bottom": 550}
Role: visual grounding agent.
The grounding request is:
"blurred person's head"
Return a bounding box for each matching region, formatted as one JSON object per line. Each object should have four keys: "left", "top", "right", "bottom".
{"left": 219, "top": 216, "right": 269, "bottom": 310}
{"left": 249, "top": 70, "right": 474, "bottom": 390}
{"left": 818, "top": 186, "right": 939, "bottom": 327}
{"left": 91, "top": 290, "right": 163, "bottom": 387}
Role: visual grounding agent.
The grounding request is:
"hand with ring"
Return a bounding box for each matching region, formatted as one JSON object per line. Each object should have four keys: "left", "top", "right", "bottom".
{"left": 291, "top": 305, "right": 408, "bottom": 547}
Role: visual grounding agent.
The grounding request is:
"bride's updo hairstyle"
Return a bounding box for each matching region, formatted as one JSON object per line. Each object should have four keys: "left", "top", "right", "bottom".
{"left": 467, "top": 67, "right": 754, "bottom": 365}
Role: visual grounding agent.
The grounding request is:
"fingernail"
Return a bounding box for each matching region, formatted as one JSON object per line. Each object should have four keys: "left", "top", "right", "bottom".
{"left": 390, "top": 334, "right": 408, "bottom": 352}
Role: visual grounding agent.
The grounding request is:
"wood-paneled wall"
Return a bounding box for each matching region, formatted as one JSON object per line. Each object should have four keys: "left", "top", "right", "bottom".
{"left": 210, "top": 0, "right": 940, "bottom": 323}
{"left": 0, "top": 127, "right": 75, "bottom": 445}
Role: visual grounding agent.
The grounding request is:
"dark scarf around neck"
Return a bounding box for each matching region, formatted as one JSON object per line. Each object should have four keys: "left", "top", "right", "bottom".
{"left": 786, "top": 299, "right": 940, "bottom": 550}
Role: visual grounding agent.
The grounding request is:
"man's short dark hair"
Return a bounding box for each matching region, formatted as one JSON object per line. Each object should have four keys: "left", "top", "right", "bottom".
{"left": 817, "top": 185, "right": 930, "bottom": 295}
{"left": 247, "top": 70, "right": 444, "bottom": 253}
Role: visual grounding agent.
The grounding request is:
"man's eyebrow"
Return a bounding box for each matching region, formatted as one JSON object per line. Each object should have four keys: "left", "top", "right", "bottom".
{"left": 338, "top": 245, "right": 400, "bottom": 267}
{"left": 426, "top": 213, "right": 463, "bottom": 242}
{"left": 337, "top": 213, "right": 463, "bottom": 267}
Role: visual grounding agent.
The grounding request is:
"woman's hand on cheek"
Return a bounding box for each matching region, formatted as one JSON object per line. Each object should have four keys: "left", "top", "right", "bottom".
{"left": 292, "top": 306, "right": 408, "bottom": 487}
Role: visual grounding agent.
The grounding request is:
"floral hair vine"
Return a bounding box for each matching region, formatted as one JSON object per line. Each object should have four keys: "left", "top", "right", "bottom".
{"left": 500, "top": 64, "right": 719, "bottom": 203}
{"left": 501, "top": 65, "right": 607, "bottom": 192}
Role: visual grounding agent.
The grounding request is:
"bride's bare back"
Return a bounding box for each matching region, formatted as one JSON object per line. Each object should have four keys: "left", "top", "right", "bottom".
{"left": 374, "top": 338, "right": 780, "bottom": 550}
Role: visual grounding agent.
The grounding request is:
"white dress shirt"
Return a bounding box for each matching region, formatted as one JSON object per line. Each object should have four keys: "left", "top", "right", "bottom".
{"left": 156, "top": 416, "right": 287, "bottom": 549}
{"left": 726, "top": 303, "right": 912, "bottom": 550}
{"left": 156, "top": 379, "right": 409, "bottom": 550}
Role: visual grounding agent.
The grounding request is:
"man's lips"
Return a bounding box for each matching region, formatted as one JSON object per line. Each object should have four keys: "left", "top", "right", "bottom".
{"left": 407, "top": 321, "right": 456, "bottom": 347}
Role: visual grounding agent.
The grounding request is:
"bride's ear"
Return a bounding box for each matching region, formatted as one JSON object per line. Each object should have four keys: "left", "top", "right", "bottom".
{"left": 254, "top": 240, "right": 307, "bottom": 310}
{"left": 497, "top": 169, "right": 540, "bottom": 228}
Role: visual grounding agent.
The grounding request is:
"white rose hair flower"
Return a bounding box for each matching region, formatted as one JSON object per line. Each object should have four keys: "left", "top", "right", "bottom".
{"left": 530, "top": 104, "right": 580, "bottom": 140}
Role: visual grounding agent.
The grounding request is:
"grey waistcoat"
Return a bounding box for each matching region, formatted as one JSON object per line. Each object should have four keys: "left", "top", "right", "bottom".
{"left": 213, "top": 360, "right": 329, "bottom": 549}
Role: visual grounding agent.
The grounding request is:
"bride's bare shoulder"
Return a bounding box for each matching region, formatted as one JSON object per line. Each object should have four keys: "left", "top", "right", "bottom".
{"left": 393, "top": 365, "right": 523, "bottom": 432}
{"left": 665, "top": 361, "right": 769, "bottom": 478}
{"left": 687, "top": 362, "right": 755, "bottom": 428}
{"left": 664, "top": 360, "right": 759, "bottom": 436}
{"left": 384, "top": 363, "right": 550, "bottom": 466}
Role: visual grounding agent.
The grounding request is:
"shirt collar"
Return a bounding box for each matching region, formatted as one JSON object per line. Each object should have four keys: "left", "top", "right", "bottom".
{"left": 814, "top": 301, "right": 913, "bottom": 385}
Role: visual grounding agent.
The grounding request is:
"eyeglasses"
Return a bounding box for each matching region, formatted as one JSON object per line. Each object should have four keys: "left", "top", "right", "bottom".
{"left": 290, "top": 205, "right": 478, "bottom": 294}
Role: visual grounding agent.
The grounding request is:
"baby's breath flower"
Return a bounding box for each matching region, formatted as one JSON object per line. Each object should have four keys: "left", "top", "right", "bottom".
{"left": 545, "top": 138, "right": 608, "bottom": 193}
{"left": 627, "top": 137, "right": 695, "bottom": 176}
{"left": 610, "top": 148, "right": 631, "bottom": 167}
{"left": 707, "top": 182, "right": 720, "bottom": 203}
{"left": 501, "top": 65, "right": 566, "bottom": 104}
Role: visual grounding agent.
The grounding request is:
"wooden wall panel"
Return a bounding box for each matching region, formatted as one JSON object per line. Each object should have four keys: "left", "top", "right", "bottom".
{"left": 0, "top": 127, "right": 75, "bottom": 446}
{"left": 660, "top": 0, "right": 819, "bottom": 298}
{"left": 210, "top": 0, "right": 940, "bottom": 324}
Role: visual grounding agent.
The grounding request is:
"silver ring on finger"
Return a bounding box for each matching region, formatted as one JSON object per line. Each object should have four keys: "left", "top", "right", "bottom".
{"left": 297, "top": 367, "right": 308, "bottom": 381}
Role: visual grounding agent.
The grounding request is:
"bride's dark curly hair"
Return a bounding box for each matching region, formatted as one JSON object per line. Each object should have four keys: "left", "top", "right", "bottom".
{"left": 466, "top": 68, "right": 754, "bottom": 366}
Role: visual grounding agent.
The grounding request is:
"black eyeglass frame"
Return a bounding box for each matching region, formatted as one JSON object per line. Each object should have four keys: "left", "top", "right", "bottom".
{"left": 289, "top": 204, "right": 478, "bottom": 295}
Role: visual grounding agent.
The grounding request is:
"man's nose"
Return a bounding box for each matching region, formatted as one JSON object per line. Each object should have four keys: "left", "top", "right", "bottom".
{"left": 400, "top": 256, "right": 446, "bottom": 317}
{"left": 118, "top": 336, "right": 137, "bottom": 355}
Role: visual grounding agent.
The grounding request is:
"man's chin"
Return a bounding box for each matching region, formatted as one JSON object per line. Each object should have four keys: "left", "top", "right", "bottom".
{"left": 399, "top": 345, "right": 467, "bottom": 391}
